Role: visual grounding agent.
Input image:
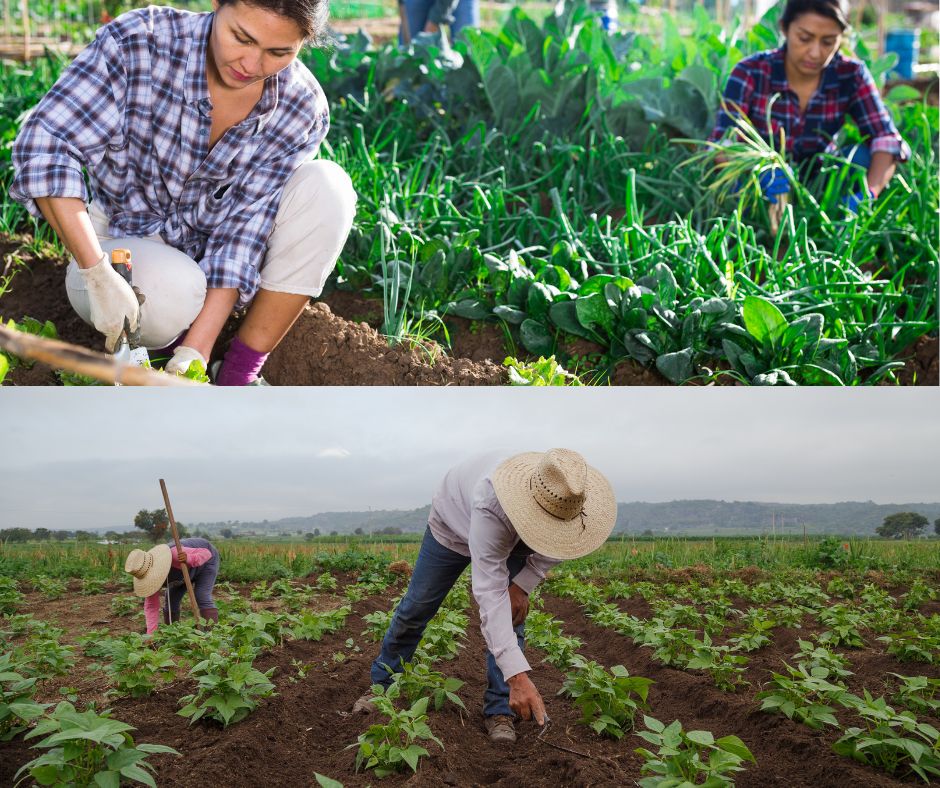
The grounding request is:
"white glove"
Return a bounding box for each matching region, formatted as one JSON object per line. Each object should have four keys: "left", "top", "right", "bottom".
{"left": 165, "top": 345, "right": 207, "bottom": 377}
{"left": 78, "top": 253, "right": 141, "bottom": 353}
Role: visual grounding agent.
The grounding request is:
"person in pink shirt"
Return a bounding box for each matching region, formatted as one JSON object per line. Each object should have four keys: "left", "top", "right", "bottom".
{"left": 124, "top": 537, "right": 220, "bottom": 632}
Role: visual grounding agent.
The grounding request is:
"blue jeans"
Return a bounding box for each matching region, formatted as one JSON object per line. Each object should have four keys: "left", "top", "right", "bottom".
{"left": 399, "top": 0, "right": 479, "bottom": 44}
{"left": 370, "top": 526, "right": 526, "bottom": 717}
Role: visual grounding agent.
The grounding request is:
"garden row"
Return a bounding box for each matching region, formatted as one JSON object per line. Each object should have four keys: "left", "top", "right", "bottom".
{"left": 1, "top": 4, "right": 937, "bottom": 384}
{"left": 2, "top": 549, "right": 939, "bottom": 785}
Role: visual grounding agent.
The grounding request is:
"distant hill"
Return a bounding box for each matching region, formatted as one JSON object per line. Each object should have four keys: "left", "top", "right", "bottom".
{"left": 188, "top": 500, "right": 940, "bottom": 537}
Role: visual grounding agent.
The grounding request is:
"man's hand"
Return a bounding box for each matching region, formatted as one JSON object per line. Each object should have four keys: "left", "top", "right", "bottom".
{"left": 79, "top": 252, "right": 141, "bottom": 352}
{"left": 177, "top": 549, "right": 188, "bottom": 565}
{"left": 507, "top": 672, "right": 546, "bottom": 724}
{"left": 508, "top": 582, "right": 529, "bottom": 626}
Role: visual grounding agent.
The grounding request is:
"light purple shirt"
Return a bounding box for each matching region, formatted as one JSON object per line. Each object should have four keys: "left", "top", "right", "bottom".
{"left": 428, "top": 450, "right": 561, "bottom": 680}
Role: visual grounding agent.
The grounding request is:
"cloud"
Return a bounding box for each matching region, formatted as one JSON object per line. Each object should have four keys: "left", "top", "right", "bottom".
{"left": 317, "top": 447, "right": 351, "bottom": 459}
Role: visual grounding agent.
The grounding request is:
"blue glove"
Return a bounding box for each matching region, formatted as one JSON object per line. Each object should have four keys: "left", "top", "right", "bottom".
{"left": 842, "top": 188, "right": 875, "bottom": 214}
{"left": 758, "top": 168, "right": 790, "bottom": 204}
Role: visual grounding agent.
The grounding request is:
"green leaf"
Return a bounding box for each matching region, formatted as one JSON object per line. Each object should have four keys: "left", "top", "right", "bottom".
{"left": 716, "top": 735, "right": 755, "bottom": 762}
{"left": 519, "top": 319, "right": 554, "bottom": 356}
{"left": 93, "top": 771, "right": 121, "bottom": 788}
{"left": 742, "top": 295, "right": 787, "bottom": 347}
{"left": 314, "top": 774, "right": 344, "bottom": 788}
{"left": 655, "top": 348, "right": 694, "bottom": 384}
{"left": 119, "top": 763, "right": 158, "bottom": 788}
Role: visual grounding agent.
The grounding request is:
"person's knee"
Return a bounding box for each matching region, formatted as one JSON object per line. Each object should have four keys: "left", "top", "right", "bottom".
{"left": 66, "top": 237, "right": 206, "bottom": 349}
{"left": 281, "top": 159, "right": 357, "bottom": 233}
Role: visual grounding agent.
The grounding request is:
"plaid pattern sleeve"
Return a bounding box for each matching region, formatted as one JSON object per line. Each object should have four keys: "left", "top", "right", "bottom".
{"left": 708, "top": 60, "right": 759, "bottom": 143}
{"left": 10, "top": 7, "right": 332, "bottom": 304}
{"left": 10, "top": 26, "right": 127, "bottom": 217}
{"left": 848, "top": 61, "right": 911, "bottom": 162}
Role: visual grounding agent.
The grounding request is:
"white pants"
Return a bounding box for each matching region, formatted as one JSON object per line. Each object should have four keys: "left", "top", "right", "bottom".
{"left": 66, "top": 160, "right": 357, "bottom": 349}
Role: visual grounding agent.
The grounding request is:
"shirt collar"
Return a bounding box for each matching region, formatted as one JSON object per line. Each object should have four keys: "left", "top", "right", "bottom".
{"left": 183, "top": 12, "right": 214, "bottom": 104}
{"left": 771, "top": 43, "right": 842, "bottom": 93}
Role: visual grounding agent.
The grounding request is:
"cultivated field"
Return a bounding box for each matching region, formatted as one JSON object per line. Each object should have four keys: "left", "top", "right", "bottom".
{"left": 1, "top": 4, "right": 936, "bottom": 385}
{"left": 1, "top": 538, "right": 938, "bottom": 786}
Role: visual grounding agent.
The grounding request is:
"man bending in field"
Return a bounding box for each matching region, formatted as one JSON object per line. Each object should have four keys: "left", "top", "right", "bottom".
{"left": 354, "top": 448, "right": 617, "bottom": 744}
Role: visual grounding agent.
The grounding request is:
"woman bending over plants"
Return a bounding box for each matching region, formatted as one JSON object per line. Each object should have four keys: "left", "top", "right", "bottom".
{"left": 708, "top": 0, "right": 909, "bottom": 213}
{"left": 124, "top": 538, "right": 221, "bottom": 631}
{"left": 11, "top": 0, "right": 357, "bottom": 385}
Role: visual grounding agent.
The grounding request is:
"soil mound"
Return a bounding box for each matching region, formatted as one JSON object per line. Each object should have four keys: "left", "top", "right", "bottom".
{"left": 265, "top": 302, "right": 505, "bottom": 385}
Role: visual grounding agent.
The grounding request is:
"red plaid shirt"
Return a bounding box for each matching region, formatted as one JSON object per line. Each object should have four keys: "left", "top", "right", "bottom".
{"left": 708, "top": 46, "right": 909, "bottom": 163}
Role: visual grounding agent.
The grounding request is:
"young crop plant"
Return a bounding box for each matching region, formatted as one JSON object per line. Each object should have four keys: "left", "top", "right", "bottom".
{"left": 315, "top": 572, "right": 338, "bottom": 592}
{"left": 878, "top": 630, "right": 940, "bottom": 666}
{"left": 99, "top": 635, "right": 176, "bottom": 698}
{"left": 15, "top": 633, "right": 74, "bottom": 680}
{"left": 178, "top": 652, "right": 276, "bottom": 727}
{"left": 350, "top": 684, "right": 443, "bottom": 778}
{"left": 32, "top": 575, "right": 67, "bottom": 601}
{"left": 901, "top": 579, "right": 938, "bottom": 612}
{"left": 362, "top": 610, "right": 395, "bottom": 642}
{"left": 834, "top": 692, "right": 940, "bottom": 782}
{"left": 636, "top": 621, "right": 698, "bottom": 668}
{"left": 817, "top": 605, "right": 866, "bottom": 648}
{"left": 792, "top": 640, "right": 853, "bottom": 680}
{"left": 688, "top": 648, "right": 750, "bottom": 692}
{"left": 286, "top": 606, "right": 351, "bottom": 642}
{"left": 417, "top": 609, "right": 467, "bottom": 661}
{"left": 390, "top": 660, "right": 466, "bottom": 712}
{"left": 766, "top": 604, "right": 805, "bottom": 628}
{"left": 14, "top": 701, "right": 179, "bottom": 788}
{"left": 110, "top": 595, "right": 140, "bottom": 618}
{"left": 756, "top": 664, "right": 847, "bottom": 729}
{"left": 727, "top": 612, "right": 775, "bottom": 652}
{"left": 525, "top": 610, "right": 583, "bottom": 670}
{"left": 250, "top": 580, "right": 273, "bottom": 601}
{"left": 559, "top": 656, "right": 653, "bottom": 739}
{"left": 634, "top": 716, "right": 756, "bottom": 788}
{"left": 80, "top": 577, "right": 107, "bottom": 596}
{"left": 0, "top": 652, "right": 48, "bottom": 741}
{"left": 0, "top": 579, "right": 24, "bottom": 615}
{"left": 890, "top": 674, "right": 940, "bottom": 718}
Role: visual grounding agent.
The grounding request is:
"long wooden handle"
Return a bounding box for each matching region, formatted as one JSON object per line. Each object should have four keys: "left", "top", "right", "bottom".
{"left": 159, "top": 479, "right": 201, "bottom": 623}
{"left": 0, "top": 324, "right": 200, "bottom": 386}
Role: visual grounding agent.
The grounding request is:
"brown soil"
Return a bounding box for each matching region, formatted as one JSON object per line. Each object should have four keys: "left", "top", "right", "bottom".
{"left": 3, "top": 577, "right": 937, "bottom": 787}
{"left": 891, "top": 334, "right": 939, "bottom": 386}
{"left": 542, "top": 594, "right": 934, "bottom": 788}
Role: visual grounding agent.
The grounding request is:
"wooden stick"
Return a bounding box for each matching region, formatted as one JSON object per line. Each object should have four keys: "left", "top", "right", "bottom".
{"left": 0, "top": 323, "right": 201, "bottom": 386}
{"left": 159, "top": 479, "right": 202, "bottom": 624}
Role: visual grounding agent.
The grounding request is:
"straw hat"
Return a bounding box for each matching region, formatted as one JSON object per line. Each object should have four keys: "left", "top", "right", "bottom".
{"left": 492, "top": 449, "right": 617, "bottom": 560}
{"left": 124, "top": 544, "right": 172, "bottom": 597}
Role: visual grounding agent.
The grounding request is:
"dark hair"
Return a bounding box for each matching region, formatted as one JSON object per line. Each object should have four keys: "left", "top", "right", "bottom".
{"left": 780, "top": 0, "right": 850, "bottom": 32}
{"left": 218, "top": 0, "right": 328, "bottom": 46}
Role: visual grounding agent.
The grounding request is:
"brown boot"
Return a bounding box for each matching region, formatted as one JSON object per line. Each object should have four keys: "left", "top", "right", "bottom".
{"left": 199, "top": 608, "right": 219, "bottom": 625}
{"left": 484, "top": 715, "right": 516, "bottom": 744}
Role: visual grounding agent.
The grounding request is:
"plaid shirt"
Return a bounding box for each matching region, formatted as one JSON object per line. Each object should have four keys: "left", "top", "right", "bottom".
{"left": 708, "top": 46, "right": 909, "bottom": 164}
{"left": 11, "top": 6, "right": 330, "bottom": 304}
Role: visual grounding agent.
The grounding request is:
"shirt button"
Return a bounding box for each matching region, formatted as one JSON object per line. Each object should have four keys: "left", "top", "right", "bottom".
{"left": 199, "top": 129, "right": 209, "bottom": 136}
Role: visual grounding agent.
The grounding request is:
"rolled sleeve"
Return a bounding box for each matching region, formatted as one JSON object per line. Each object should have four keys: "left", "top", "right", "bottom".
{"left": 469, "top": 505, "right": 531, "bottom": 680}
{"left": 849, "top": 62, "right": 910, "bottom": 163}
{"left": 10, "top": 26, "right": 126, "bottom": 216}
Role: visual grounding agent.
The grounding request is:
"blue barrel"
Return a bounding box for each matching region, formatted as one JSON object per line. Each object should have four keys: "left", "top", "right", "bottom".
{"left": 885, "top": 29, "right": 920, "bottom": 80}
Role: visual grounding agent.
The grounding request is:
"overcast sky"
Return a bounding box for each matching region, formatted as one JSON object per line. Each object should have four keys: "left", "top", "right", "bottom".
{"left": 1, "top": 388, "right": 938, "bottom": 530}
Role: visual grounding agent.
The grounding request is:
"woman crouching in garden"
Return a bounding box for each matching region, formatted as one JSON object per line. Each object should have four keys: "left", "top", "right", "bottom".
{"left": 11, "top": 0, "right": 357, "bottom": 385}
{"left": 709, "top": 0, "right": 909, "bottom": 213}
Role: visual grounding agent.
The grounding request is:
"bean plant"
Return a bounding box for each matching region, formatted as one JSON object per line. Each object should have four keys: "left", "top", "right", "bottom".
{"left": 14, "top": 702, "right": 179, "bottom": 788}
{"left": 634, "top": 716, "right": 756, "bottom": 788}
{"left": 559, "top": 656, "right": 653, "bottom": 738}
{"left": 178, "top": 653, "right": 276, "bottom": 727}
